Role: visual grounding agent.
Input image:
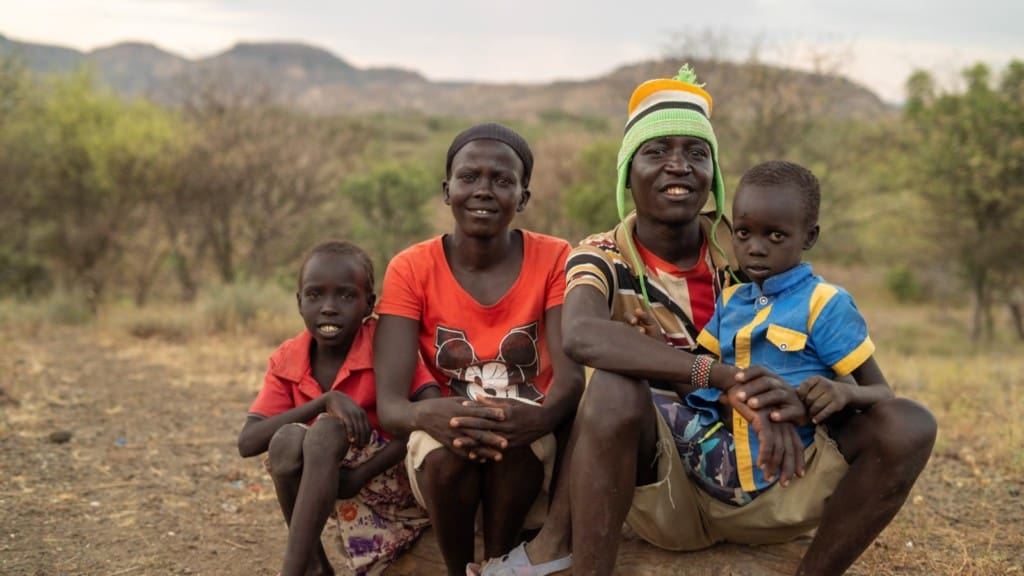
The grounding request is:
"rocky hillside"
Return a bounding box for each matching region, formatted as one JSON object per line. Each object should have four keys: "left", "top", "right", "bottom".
{"left": 0, "top": 34, "right": 890, "bottom": 121}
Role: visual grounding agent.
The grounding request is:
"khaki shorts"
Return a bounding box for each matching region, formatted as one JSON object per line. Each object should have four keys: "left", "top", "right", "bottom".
{"left": 405, "top": 430, "right": 557, "bottom": 530}
{"left": 626, "top": 404, "right": 849, "bottom": 551}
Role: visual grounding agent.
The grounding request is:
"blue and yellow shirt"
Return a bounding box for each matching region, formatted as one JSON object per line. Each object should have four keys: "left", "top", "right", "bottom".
{"left": 693, "top": 263, "right": 874, "bottom": 495}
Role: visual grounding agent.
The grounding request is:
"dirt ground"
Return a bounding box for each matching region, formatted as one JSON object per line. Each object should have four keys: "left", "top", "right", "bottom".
{"left": 1, "top": 324, "right": 1021, "bottom": 575}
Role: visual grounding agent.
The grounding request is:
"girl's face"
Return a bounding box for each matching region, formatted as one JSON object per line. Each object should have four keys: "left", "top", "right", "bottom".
{"left": 628, "top": 136, "right": 713, "bottom": 227}
{"left": 443, "top": 139, "right": 530, "bottom": 239}
{"left": 296, "top": 253, "right": 374, "bottom": 350}
{"left": 732, "top": 184, "right": 818, "bottom": 286}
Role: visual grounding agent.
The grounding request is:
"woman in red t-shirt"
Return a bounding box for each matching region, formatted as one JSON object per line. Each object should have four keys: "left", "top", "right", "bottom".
{"left": 374, "top": 123, "right": 584, "bottom": 575}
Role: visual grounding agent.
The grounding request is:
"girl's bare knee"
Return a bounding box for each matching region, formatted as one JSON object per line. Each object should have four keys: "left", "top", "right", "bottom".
{"left": 268, "top": 423, "right": 306, "bottom": 477}
{"left": 303, "top": 417, "right": 350, "bottom": 462}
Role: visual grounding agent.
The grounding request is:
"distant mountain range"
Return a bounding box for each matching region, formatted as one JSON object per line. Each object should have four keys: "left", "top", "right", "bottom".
{"left": 0, "top": 34, "right": 891, "bottom": 121}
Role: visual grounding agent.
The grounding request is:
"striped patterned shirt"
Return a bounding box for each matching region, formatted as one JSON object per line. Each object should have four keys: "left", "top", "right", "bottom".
{"left": 565, "top": 211, "right": 737, "bottom": 354}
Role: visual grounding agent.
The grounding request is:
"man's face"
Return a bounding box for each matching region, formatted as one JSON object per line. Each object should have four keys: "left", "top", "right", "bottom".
{"left": 628, "top": 135, "right": 713, "bottom": 225}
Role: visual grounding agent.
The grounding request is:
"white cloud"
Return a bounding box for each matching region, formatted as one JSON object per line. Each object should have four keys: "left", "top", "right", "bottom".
{"left": 1, "top": 0, "right": 1021, "bottom": 101}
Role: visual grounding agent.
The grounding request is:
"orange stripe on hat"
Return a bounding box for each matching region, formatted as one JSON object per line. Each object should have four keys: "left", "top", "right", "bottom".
{"left": 628, "top": 78, "right": 714, "bottom": 118}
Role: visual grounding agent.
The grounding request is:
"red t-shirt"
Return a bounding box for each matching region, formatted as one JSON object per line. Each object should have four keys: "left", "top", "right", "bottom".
{"left": 377, "top": 231, "right": 570, "bottom": 405}
{"left": 247, "top": 318, "right": 436, "bottom": 434}
{"left": 633, "top": 234, "right": 716, "bottom": 331}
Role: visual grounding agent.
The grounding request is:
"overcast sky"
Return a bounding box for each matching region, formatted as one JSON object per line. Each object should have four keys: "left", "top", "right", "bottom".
{"left": 3, "top": 0, "right": 1022, "bottom": 102}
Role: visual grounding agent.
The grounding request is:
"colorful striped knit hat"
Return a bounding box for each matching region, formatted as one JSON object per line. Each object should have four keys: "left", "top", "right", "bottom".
{"left": 617, "top": 64, "right": 727, "bottom": 304}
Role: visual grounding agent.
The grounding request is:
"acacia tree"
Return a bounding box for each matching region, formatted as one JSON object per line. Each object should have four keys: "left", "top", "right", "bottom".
{"left": 905, "top": 61, "right": 1024, "bottom": 339}
{"left": 14, "top": 71, "right": 183, "bottom": 308}
{"left": 172, "top": 74, "right": 367, "bottom": 287}
{"left": 340, "top": 160, "right": 435, "bottom": 284}
{"left": 0, "top": 58, "right": 49, "bottom": 295}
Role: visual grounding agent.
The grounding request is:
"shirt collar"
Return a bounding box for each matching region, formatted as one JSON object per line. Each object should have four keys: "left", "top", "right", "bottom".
{"left": 270, "top": 318, "right": 375, "bottom": 383}
{"left": 272, "top": 330, "right": 313, "bottom": 383}
{"left": 758, "top": 262, "right": 814, "bottom": 297}
{"left": 340, "top": 317, "right": 374, "bottom": 372}
{"left": 613, "top": 210, "right": 722, "bottom": 274}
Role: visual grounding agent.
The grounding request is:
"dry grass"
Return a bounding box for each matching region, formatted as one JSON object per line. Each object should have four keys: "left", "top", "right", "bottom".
{"left": 838, "top": 266, "right": 1024, "bottom": 480}
{"left": 0, "top": 281, "right": 304, "bottom": 348}
{"left": 815, "top": 263, "right": 1024, "bottom": 575}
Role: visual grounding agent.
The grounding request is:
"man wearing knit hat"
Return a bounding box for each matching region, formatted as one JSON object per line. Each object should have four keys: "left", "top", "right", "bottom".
{"left": 477, "top": 66, "right": 937, "bottom": 576}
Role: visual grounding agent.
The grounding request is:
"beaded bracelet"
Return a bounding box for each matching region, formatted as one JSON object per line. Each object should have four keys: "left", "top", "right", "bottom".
{"left": 691, "top": 354, "right": 716, "bottom": 390}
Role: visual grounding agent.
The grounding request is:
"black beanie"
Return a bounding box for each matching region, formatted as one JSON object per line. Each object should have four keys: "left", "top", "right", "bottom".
{"left": 445, "top": 123, "right": 534, "bottom": 187}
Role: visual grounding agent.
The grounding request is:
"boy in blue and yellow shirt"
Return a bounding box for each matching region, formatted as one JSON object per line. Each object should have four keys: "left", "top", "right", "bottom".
{"left": 678, "top": 160, "right": 896, "bottom": 505}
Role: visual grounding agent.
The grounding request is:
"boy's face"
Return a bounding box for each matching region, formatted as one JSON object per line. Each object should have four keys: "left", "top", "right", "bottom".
{"left": 732, "top": 184, "right": 819, "bottom": 286}
{"left": 443, "top": 139, "right": 530, "bottom": 239}
{"left": 628, "top": 136, "right": 713, "bottom": 226}
{"left": 296, "top": 253, "right": 374, "bottom": 349}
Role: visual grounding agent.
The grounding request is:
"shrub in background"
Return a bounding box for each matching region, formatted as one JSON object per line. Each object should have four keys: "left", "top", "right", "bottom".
{"left": 886, "top": 265, "right": 928, "bottom": 304}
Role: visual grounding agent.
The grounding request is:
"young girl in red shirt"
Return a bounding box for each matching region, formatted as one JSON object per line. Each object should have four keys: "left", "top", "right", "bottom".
{"left": 238, "top": 240, "right": 439, "bottom": 576}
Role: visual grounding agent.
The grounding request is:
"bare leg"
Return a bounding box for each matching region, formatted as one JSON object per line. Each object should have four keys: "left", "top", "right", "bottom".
{"left": 268, "top": 424, "right": 307, "bottom": 525}
{"left": 280, "top": 418, "right": 350, "bottom": 576}
{"left": 797, "top": 398, "right": 937, "bottom": 576}
{"left": 570, "top": 371, "right": 659, "bottom": 576}
{"left": 418, "top": 447, "right": 482, "bottom": 576}
{"left": 268, "top": 425, "right": 334, "bottom": 576}
{"left": 522, "top": 421, "right": 578, "bottom": 564}
{"left": 481, "top": 445, "right": 544, "bottom": 558}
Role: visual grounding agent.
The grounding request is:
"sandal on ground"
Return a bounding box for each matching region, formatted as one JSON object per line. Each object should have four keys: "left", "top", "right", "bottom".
{"left": 467, "top": 542, "right": 572, "bottom": 576}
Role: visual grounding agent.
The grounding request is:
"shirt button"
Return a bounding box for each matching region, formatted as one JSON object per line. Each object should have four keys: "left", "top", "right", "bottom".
{"left": 758, "top": 296, "right": 768, "bottom": 305}
{"left": 780, "top": 343, "right": 788, "bottom": 350}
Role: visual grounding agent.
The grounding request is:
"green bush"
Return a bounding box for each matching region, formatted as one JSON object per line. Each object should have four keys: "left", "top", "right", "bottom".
{"left": 886, "top": 266, "right": 927, "bottom": 304}
{"left": 0, "top": 249, "right": 50, "bottom": 298}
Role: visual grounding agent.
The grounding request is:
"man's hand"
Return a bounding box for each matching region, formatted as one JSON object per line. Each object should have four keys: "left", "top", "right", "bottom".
{"left": 749, "top": 410, "right": 805, "bottom": 486}
{"left": 624, "top": 307, "right": 662, "bottom": 341}
{"left": 323, "top": 391, "right": 372, "bottom": 447}
{"left": 733, "top": 366, "right": 809, "bottom": 425}
{"left": 797, "top": 375, "right": 854, "bottom": 424}
{"left": 726, "top": 385, "right": 805, "bottom": 486}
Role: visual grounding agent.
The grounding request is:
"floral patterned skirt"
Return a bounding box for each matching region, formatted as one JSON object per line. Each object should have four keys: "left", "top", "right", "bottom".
{"left": 331, "top": 430, "right": 431, "bottom": 576}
